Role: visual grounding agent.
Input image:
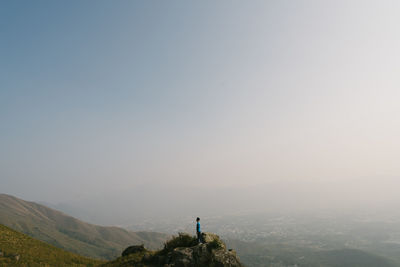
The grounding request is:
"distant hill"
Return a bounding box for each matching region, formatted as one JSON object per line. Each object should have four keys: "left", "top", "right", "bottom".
{"left": 0, "top": 224, "right": 103, "bottom": 266}
{"left": 0, "top": 194, "right": 169, "bottom": 260}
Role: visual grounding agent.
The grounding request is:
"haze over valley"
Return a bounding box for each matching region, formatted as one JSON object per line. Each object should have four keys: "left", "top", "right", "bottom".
{"left": 1, "top": 1, "right": 400, "bottom": 266}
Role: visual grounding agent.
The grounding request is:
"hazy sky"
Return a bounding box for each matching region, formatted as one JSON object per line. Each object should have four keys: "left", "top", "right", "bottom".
{"left": 1, "top": 1, "right": 400, "bottom": 217}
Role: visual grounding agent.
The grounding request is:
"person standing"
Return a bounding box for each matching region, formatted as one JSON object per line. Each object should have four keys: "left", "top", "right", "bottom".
{"left": 196, "top": 217, "right": 202, "bottom": 243}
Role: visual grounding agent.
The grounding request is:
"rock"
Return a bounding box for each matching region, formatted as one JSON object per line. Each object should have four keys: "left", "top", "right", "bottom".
{"left": 164, "top": 234, "right": 243, "bottom": 267}
{"left": 202, "top": 232, "right": 219, "bottom": 243}
{"left": 202, "top": 232, "right": 226, "bottom": 250}
{"left": 167, "top": 247, "right": 193, "bottom": 266}
{"left": 110, "top": 232, "right": 243, "bottom": 267}
{"left": 121, "top": 244, "right": 146, "bottom": 257}
{"left": 213, "top": 249, "right": 242, "bottom": 266}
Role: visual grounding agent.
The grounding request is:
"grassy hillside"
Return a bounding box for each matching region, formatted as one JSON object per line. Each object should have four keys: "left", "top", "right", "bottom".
{"left": 0, "top": 224, "right": 103, "bottom": 266}
{"left": 0, "top": 194, "right": 168, "bottom": 260}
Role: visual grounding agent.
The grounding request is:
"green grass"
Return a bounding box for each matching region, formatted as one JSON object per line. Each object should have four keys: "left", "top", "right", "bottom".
{"left": 0, "top": 224, "right": 104, "bottom": 267}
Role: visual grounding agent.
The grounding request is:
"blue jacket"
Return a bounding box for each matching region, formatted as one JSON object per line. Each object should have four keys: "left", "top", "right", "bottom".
{"left": 196, "top": 222, "right": 201, "bottom": 233}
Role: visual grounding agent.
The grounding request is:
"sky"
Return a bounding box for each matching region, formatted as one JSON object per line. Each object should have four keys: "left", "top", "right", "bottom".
{"left": 1, "top": 1, "right": 400, "bottom": 223}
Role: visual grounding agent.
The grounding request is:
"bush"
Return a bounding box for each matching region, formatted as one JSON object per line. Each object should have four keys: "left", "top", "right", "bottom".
{"left": 158, "top": 233, "right": 197, "bottom": 255}
{"left": 207, "top": 239, "right": 223, "bottom": 252}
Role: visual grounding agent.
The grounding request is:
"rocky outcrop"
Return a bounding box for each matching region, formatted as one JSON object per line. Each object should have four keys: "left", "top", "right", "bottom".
{"left": 163, "top": 232, "right": 242, "bottom": 267}
{"left": 102, "top": 232, "right": 244, "bottom": 267}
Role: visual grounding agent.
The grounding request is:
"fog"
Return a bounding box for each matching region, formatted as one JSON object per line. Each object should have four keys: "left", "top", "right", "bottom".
{"left": 38, "top": 176, "right": 398, "bottom": 226}
{"left": 1, "top": 1, "right": 400, "bottom": 226}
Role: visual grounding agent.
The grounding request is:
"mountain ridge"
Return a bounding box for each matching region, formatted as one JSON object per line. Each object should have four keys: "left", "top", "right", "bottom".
{"left": 0, "top": 194, "right": 168, "bottom": 260}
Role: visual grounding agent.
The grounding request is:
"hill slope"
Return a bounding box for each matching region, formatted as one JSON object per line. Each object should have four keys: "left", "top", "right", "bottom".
{"left": 0, "top": 224, "right": 103, "bottom": 266}
{"left": 0, "top": 194, "right": 168, "bottom": 260}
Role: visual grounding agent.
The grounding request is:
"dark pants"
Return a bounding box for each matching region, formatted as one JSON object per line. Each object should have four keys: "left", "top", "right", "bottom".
{"left": 197, "top": 232, "right": 202, "bottom": 243}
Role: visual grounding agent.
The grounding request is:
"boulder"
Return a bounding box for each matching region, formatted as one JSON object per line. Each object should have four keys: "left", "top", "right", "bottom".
{"left": 112, "top": 233, "right": 244, "bottom": 267}
{"left": 121, "top": 244, "right": 146, "bottom": 257}
{"left": 164, "top": 233, "right": 243, "bottom": 267}
{"left": 202, "top": 232, "right": 226, "bottom": 250}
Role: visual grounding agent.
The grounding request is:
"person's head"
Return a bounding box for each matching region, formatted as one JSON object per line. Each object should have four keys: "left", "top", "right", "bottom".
{"left": 196, "top": 217, "right": 200, "bottom": 222}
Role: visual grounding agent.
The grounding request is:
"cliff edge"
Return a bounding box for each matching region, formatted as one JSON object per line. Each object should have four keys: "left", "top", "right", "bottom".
{"left": 102, "top": 232, "right": 244, "bottom": 267}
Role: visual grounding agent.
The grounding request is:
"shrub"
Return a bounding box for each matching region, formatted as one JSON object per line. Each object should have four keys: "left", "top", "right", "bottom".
{"left": 207, "top": 239, "right": 223, "bottom": 252}
{"left": 158, "top": 233, "right": 197, "bottom": 255}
